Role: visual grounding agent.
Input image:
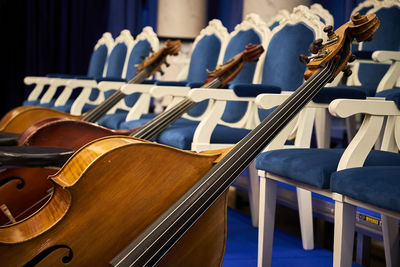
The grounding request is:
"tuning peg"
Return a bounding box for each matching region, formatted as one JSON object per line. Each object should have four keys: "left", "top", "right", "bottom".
{"left": 140, "top": 55, "right": 146, "bottom": 60}
{"left": 165, "top": 61, "right": 170, "bottom": 67}
{"left": 309, "top": 38, "right": 323, "bottom": 54}
{"left": 349, "top": 54, "right": 356, "bottom": 63}
{"left": 299, "top": 54, "right": 310, "bottom": 64}
{"left": 323, "top": 25, "right": 334, "bottom": 37}
{"left": 342, "top": 66, "right": 352, "bottom": 77}
{"left": 159, "top": 70, "right": 165, "bottom": 75}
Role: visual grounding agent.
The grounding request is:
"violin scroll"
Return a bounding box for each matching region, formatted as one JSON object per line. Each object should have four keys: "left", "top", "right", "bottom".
{"left": 301, "top": 13, "right": 380, "bottom": 80}
{"left": 136, "top": 40, "right": 182, "bottom": 76}
{"left": 205, "top": 43, "right": 264, "bottom": 86}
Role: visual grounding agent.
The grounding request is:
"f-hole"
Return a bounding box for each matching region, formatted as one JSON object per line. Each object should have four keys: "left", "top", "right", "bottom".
{"left": 0, "top": 176, "right": 25, "bottom": 189}
{"left": 23, "top": 245, "right": 73, "bottom": 266}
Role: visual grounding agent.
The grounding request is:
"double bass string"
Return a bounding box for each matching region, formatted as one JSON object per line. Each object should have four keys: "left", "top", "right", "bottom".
{"left": 133, "top": 78, "right": 222, "bottom": 140}
{"left": 121, "top": 59, "right": 338, "bottom": 266}
{"left": 82, "top": 69, "right": 149, "bottom": 122}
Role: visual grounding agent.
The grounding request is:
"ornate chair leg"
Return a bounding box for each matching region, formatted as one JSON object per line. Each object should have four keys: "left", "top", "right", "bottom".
{"left": 382, "top": 214, "right": 400, "bottom": 267}
{"left": 297, "top": 188, "right": 314, "bottom": 250}
{"left": 248, "top": 161, "right": 260, "bottom": 227}
{"left": 333, "top": 200, "right": 356, "bottom": 267}
{"left": 258, "top": 175, "right": 277, "bottom": 267}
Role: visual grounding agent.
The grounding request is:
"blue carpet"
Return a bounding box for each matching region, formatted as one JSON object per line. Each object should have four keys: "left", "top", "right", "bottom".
{"left": 223, "top": 208, "right": 361, "bottom": 267}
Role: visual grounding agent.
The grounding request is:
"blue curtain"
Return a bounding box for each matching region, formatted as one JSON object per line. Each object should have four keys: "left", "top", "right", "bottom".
{"left": 312, "top": 0, "right": 362, "bottom": 27}
{"left": 0, "top": 0, "right": 158, "bottom": 117}
{"left": 107, "top": 0, "right": 158, "bottom": 37}
{"left": 207, "top": 0, "right": 243, "bottom": 32}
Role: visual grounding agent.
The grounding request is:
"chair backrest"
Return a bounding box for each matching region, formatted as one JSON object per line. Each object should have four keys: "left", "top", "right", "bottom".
{"left": 86, "top": 29, "right": 134, "bottom": 104}
{"left": 184, "top": 19, "right": 229, "bottom": 118}
{"left": 219, "top": 13, "right": 270, "bottom": 126}
{"left": 266, "top": 9, "right": 291, "bottom": 31}
{"left": 256, "top": 7, "right": 325, "bottom": 122}
{"left": 355, "top": 3, "right": 400, "bottom": 89}
{"left": 87, "top": 32, "right": 114, "bottom": 79}
{"left": 352, "top": 0, "right": 379, "bottom": 15}
{"left": 309, "top": 3, "right": 334, "bottom": 26}
{"left": 116, "top": 27, "right": 159, "bottom": 109}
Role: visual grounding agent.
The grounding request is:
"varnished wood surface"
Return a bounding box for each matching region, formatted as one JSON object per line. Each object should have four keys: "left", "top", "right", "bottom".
{"left": 0, "top": 168, "right": 57, "bottom": 226}
{"left": 0, "top": 137, "right": 226, "bottom": 266}
{"left": 21, "top": 119, "right": 132, "bottom": 148}
{"left": 0, "top": 106, "right": 81, "bottom": 133}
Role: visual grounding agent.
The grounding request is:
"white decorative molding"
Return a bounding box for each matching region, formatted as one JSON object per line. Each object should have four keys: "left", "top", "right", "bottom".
{"left": 135, "top": 26, "right": 159, "bottom": 52}
{"left": 192, "top": 19, "right": 229, "bottom": 65}
{"left": 94, "top": 32, "right": 114, "bottom": 51}
{"left": 310, "top": 3, "right": 334, "bottom": 26}
{"left": 290, "top": 5, "right": 326, "bottom": 38}
{"left": 265, "top": 9, "right": 291, "bottom": 29}
{"left": 351, "top": 0, "right": 377, "bottom": 15}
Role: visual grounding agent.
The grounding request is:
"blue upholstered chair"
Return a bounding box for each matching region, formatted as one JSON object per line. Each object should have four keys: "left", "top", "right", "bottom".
{"left": 314, "top": 1, "right": 400, "bottom": 148}
{"left": 95, "top": 27, "right": 160, "bottom": 129}
{"left": 118, "top": 13, "right": 268, "bottom": 137}
{"left": 256, "top": 96, "right": 400, "bottom": 267}
{"left": 186, "top": 8, "right": 325, "bottom": 230}
{"left": 62, "top": 29, "right": 135, "bottom": 115}
{"left": 148, "top": 13, "right": 270, "bottom": 149}
{"left": 110, "top": 19, "right": 229, "bottom": 130}
{"left": 22, "top": 32, "right": 113, "bottom": 109}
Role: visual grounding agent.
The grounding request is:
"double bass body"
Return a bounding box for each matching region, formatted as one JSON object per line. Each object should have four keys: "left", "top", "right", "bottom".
{"left": 0, "top": 136, "right": 227, "bottom": 266}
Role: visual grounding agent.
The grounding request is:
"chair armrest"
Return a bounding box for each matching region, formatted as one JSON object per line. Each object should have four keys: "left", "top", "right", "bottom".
{"left": 98, "top": 81, "right": 127, "bottom": 92}
{"left": 329, "top": 98, "right": 400, "bottom": 118}
{"left": 150, "top": 86, "right": 190, "bottom": 98}
{"left": 67, "top": 79, "right": 98, "bottom": 88}
{"left": 188, "top": 89, "right": 254, "bottom": 103}
{"left": 232, "top": 83, "right": 281, "bottom": 97}
{"left": 372, "top": 50, "right": 400, "bottom": 63}
{"left": 121, "top": 84, "right": 155, "bottom": 95}
{"left": 24, "top": 76, "right": 40, "bottom": 85}
{"left": 328, "top": 98, "right": 400, "bottom": 170}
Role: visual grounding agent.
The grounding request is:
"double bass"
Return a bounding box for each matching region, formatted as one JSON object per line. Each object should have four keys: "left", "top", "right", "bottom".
{"left": 0, "top": 40, "right": 181, "bottom": 135}
{"left": 0, "top": 14, "right": 379, "bottom": 266}
{"left": 0, "top": 44, "right": 265, "bottom": 225}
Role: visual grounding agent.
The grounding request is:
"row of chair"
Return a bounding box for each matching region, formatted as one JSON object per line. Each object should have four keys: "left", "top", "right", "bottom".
{"left": 18, "top": 1, "right": 400, "bottom": 266}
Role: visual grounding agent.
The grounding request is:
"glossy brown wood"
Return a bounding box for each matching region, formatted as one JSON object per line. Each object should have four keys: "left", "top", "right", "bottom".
{"left": 304, "top": 13, "right": 379, "bottom": 80}
{"left": 0, "top": 167, "right": 57, "bottom": 226}
{"left": 0, "top": 136, "right": 227, "bottom": 266}
{"left": 20, "top": 119, "right": 134, "bottom": 148}
{"left": 0, "top": 106, "right": 81, "bottom": 133}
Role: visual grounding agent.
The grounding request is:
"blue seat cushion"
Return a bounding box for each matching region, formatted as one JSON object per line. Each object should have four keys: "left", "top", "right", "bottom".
{"left": 313, "top": 85, "right": 376, "bottom": 104}
{"left": 331, "top": 166, "right": 400, "bottom": 213}
{"left": 157, "top": 123, "right": 250, "bottom": 150}
{"left": 38, "top": 100, "right": 56, "bottom": 108}
{"left": 256, "top": 148, "right": 400, "bottom": 189}
{"left": 120, "top": 115, "right": 195, "bottom": 130}
{"left": 53, "top": 99, "right": 74, "bottom": 113}
{"left": 97, "top": 110, "right": 129, "bottom": 129}
{"left": 376, "top": 87, "right": 400, "bottom": 109}
{"left": 23, "top": 100, "right": 41, "bottom": 106}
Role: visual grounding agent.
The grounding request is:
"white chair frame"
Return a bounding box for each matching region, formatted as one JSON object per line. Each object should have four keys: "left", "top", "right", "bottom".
{"left": 258, "top": 97, "right": 400, "bottom": 267}
{"left": 23, "top": 32, "right": 114, "bottom": 107}
{"left": 139, "top": 19, "right": 229, "bottom": 123}
{"left": 69, "top": 29, "right": 135, "bottom": 115}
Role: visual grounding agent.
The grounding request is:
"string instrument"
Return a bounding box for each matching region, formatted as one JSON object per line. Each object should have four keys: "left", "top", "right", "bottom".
{"left": 0, "top": 44, "right": 264, "bottom": 225}
{"left": 0, "top": 40, "right": 181, "bottom": 134}
{"left": 17, "top": 44, "right": 264, "bottom": 149}
{"left": 0, "top": 14, "right": 379, "bottom": 266}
